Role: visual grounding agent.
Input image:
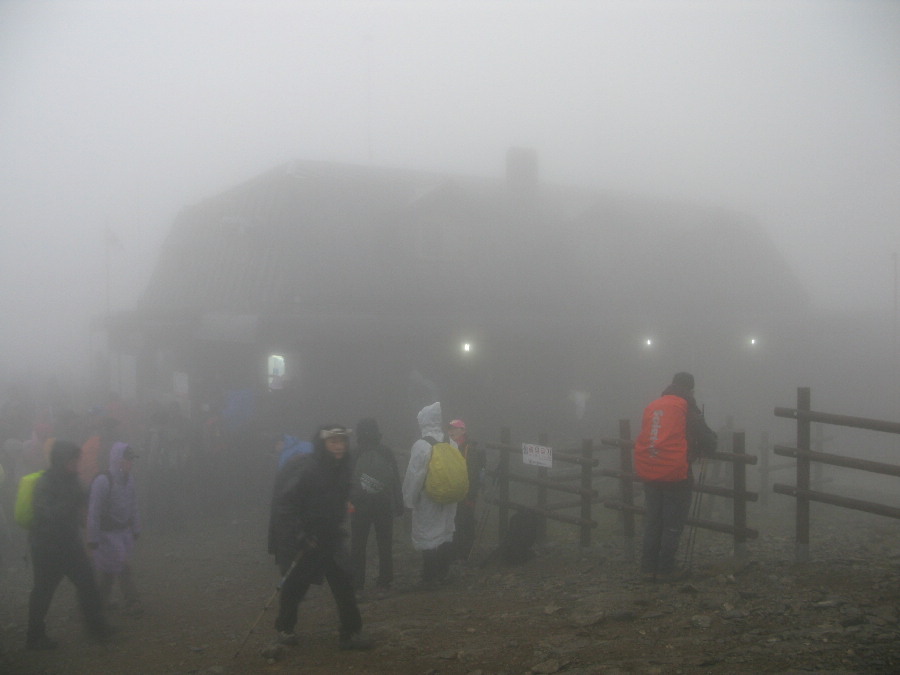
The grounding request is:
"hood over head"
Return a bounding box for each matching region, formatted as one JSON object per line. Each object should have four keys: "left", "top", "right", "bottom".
{"left": 108, "top": 441, "right": 138, "bottom": 482}
{"left": 311, "top": 424, "right": 352, "bottom": 463}
{"left": 49, "top": 439, "right": 80, "bottom": 470}
{"left": 355, "top": 418, "right": 382, "bottom": 445}
{"left": 417, "top": 402, "right": 443, "bottom": 440}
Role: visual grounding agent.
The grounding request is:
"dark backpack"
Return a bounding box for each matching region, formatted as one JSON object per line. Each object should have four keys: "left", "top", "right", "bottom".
{"left": 500, "top": 510, "right": 538, "bottom": 565}
{"left": 353, "top": 447, "right": 395, "bottom": 497}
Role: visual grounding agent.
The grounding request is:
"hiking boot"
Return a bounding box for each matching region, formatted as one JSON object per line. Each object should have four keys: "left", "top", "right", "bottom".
{"left": 276, "top": 630, "right": 299, "bottom": 646}
{"left": 26, "top": 634, "right": 59, "bottom": 651}
{"left": 339, "top": 631, "right": 374, "bottom": 651}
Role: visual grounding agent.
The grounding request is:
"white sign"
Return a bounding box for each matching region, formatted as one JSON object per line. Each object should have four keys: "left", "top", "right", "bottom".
{"left": 522, "top": 443, "right": 553, "bottom": 468}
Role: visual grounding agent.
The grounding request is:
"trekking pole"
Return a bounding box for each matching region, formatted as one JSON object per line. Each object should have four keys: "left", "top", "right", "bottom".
{"left": 233, "top": 548, "right": 306, "bottom": 659}
{"left": 467, "top": 496, "right": 491, "bottom": 564}
{"left": 684, "top": 458, "right": 708, "bottom": 572}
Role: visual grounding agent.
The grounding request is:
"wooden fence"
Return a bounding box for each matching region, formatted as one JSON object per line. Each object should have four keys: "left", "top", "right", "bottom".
{"left": 482, "top": 428, "right": 600, "bottom": 547}
{"left": 481, "top": 422, "right": 758, "bottom": 559}
{"left": 600, "top": 419, "right": 759, "bottom": 559}
{"left": 773, "top": 386, "right": 900, "bottom": 562}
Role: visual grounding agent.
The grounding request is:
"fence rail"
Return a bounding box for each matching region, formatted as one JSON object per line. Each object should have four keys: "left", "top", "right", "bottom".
{"left": 601, "top": 425, "right": 758, "bottom": 559}
{"left": 774, "top": 386, "right": 900, "bottom": 562}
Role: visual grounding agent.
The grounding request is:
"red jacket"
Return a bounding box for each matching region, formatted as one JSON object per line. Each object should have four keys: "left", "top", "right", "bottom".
{"left": 634, "top": 394, "right": 689, "bottom": 482}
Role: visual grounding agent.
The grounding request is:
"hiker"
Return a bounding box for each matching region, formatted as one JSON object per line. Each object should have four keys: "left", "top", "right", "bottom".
{"left": 402, "top": 402, "right": 457, "bottom": 586}
{"left": 267, "top": 425, "right": 372, "bottom": 651}
{"left": 448, "top": 419, "right": 484, "bottom": 560}
{"left": 633, "top": 372, "right": 716, "bottom": 582}
{"left": 87, "top": 442, "right": 142, "bottom": 613}
{"left": 26, "top": 440, "right": 111, "bottom": 650}
{"left": 78, "top": 417, "right": 120, "bottom": 493}
{"left": 348, "top": 418, "right": 403, "bottom": 593}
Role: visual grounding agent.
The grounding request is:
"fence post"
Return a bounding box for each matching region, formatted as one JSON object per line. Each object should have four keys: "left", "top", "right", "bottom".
{"left": 618, "top": 419, "right": 635, "bottom": 558}
{"left": 580, "top": 438, "right": 593, "bottom": 547}
{"left": 536, "top": 432, "right": 549, "bottom": 542}
{"left": 758, "top": 430, "right": 770, "bottom": 508}
{"left": 498, "top": 426, "right": 511, "bottom": 544}
{"left": 796, "top": 387, "right": 811, "bottom": 563}
{"left": 732, "top": 431, "right": 748, "bottom": 561}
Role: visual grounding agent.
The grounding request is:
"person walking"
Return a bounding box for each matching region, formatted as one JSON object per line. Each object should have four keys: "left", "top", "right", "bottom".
{"left": 26, "top": 440, "right": 111, "bottom": 649}
{"left": 633, "top": 372, "right": 716, "bottom": 582}
{"left": 402, "top": 402, "right": 457, "bottom": 587}
{"left": 348, "top": 418, "right": 403, "bottom": 594}
{"left": 267, "top": 425, "right": 372, "bottom": 651}
{"left": 87, "top": 442, "right": 142, "bottom": 613}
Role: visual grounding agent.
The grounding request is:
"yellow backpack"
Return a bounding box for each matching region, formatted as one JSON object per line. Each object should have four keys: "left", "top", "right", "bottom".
{"left": 14, "top": 470, "right": 45, "bottom": 529}
{"left": 423, "top": 437, "right": 469, "bottom": 504}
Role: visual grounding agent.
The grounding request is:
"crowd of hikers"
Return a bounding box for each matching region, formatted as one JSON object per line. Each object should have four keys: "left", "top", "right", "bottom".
{"left": 0, "top": 370, "right": 713, "bottom": 657}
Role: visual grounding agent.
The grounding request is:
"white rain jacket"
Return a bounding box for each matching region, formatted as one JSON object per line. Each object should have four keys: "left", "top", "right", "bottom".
{"left": 402, "top": 402, "right": 457, "bottom": 551}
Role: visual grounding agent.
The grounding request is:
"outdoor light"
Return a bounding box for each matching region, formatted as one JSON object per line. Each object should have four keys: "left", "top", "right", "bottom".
{"left": 644, "top": 338, "right": 653, "bottom": 347}
{"left": 462, "top": 342, "right": 471, "bottom": 353}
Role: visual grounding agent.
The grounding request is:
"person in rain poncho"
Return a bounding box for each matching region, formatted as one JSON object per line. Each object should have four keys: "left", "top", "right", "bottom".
{"left": 402, "top": 402, "right": 457, "bottom": 586}
{"left": 87, "top": 442, "right": 142, "bottom": 612}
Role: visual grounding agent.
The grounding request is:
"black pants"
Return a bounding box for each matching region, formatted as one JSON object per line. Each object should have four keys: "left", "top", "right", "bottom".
{"left": 421, "top": 541, "right": 455, "bottom": 583}
{"left": 275, "top": 548, "right": 362, "bottom": 638}
{"left": 27, "top": 540, "right": 105, "bottom": 641}
{"left": 349, "top": 498, "right": 394, "bottom": 589}
{"left": 453, "top": 499, "right": 477, "bottom": 560}
{"left": 641, "top": 478, "right": 693, "bottom": 575}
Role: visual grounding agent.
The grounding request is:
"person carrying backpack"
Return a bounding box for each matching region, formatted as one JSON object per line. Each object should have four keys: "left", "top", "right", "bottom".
{"left": 402, "top": 402, "right": 459, "bottom": 587}
{"left": 348, "top": 418, "right": 403, "bottom": 593}
{"left": 633, "top": 372, "right": 717, "bottom": 582}
{"left": 25, "top": 440, "right": 112, "bottom": 650}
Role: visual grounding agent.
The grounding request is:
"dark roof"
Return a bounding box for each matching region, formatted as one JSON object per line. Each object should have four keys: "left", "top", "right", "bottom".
{"left": 137, "top": 159, "right": 808, "bottom": 335}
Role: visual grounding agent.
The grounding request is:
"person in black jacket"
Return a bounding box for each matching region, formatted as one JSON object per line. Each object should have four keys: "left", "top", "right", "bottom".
{"left": 267, "top": 425, "right": 372, "bottom": 651}
{"left": 26, "top": 440, "right": 111, "bottom": 650}
{"left": 348, "top": 418, "right": 404, "bottom": 593}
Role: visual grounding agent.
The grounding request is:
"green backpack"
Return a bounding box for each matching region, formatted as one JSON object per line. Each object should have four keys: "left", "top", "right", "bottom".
{"left": 14, "top": 470, "right": 45, "bottom": 529}
{"left": 423, "top": 437, "right": 469, "bottom": 504}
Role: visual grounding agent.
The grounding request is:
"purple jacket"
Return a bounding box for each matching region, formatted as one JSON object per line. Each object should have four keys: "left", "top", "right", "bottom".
{"left": 87, "top": 442, "right": 141, "bottom": 544}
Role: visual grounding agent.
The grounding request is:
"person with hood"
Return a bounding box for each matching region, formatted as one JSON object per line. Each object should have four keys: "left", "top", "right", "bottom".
{"left": 87, "top": 442, "right": 142, "bottom": 612}
{"left": 348, "top": 418, "right": 403, "bottom": 593}
{"left": 26, "top": 440, "right": 111, "bottom": 650}
{"left": 402, "top": 402, "right": 457, "bottom": 587}
{"left": 633, "top": 372, "right": 716, "bottom": 581}
{"left": 267, "top": 425, "right": 372, "bottom": 651}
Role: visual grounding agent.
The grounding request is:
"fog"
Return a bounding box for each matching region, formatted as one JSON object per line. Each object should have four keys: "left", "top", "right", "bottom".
{"left": 1, "top": 0, "right": 899, "bottom": 388}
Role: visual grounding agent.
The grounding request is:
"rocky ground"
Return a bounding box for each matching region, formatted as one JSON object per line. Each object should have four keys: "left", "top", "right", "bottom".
{"left": 1, "top": 497, "right": 899, "bottom": 675}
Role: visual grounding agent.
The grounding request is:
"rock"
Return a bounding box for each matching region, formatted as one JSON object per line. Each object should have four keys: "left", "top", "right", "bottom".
{"left": 259, "top": 643, "right": 283, "bottom": 660}
{"left": 691, "top": 614, "right": 713, "bottom": 629}
{"left": 530, "top": 658, "right": 561, "bottom": 673}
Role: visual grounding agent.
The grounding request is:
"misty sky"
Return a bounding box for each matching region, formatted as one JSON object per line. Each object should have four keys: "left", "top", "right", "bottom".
{"left": 1, "top": 0, "right": 899, "bottom": 375}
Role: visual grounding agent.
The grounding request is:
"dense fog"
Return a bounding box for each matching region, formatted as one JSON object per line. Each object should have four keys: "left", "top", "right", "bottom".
{"left": 0, "top": 0, "right": 898, "bottom": 437}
